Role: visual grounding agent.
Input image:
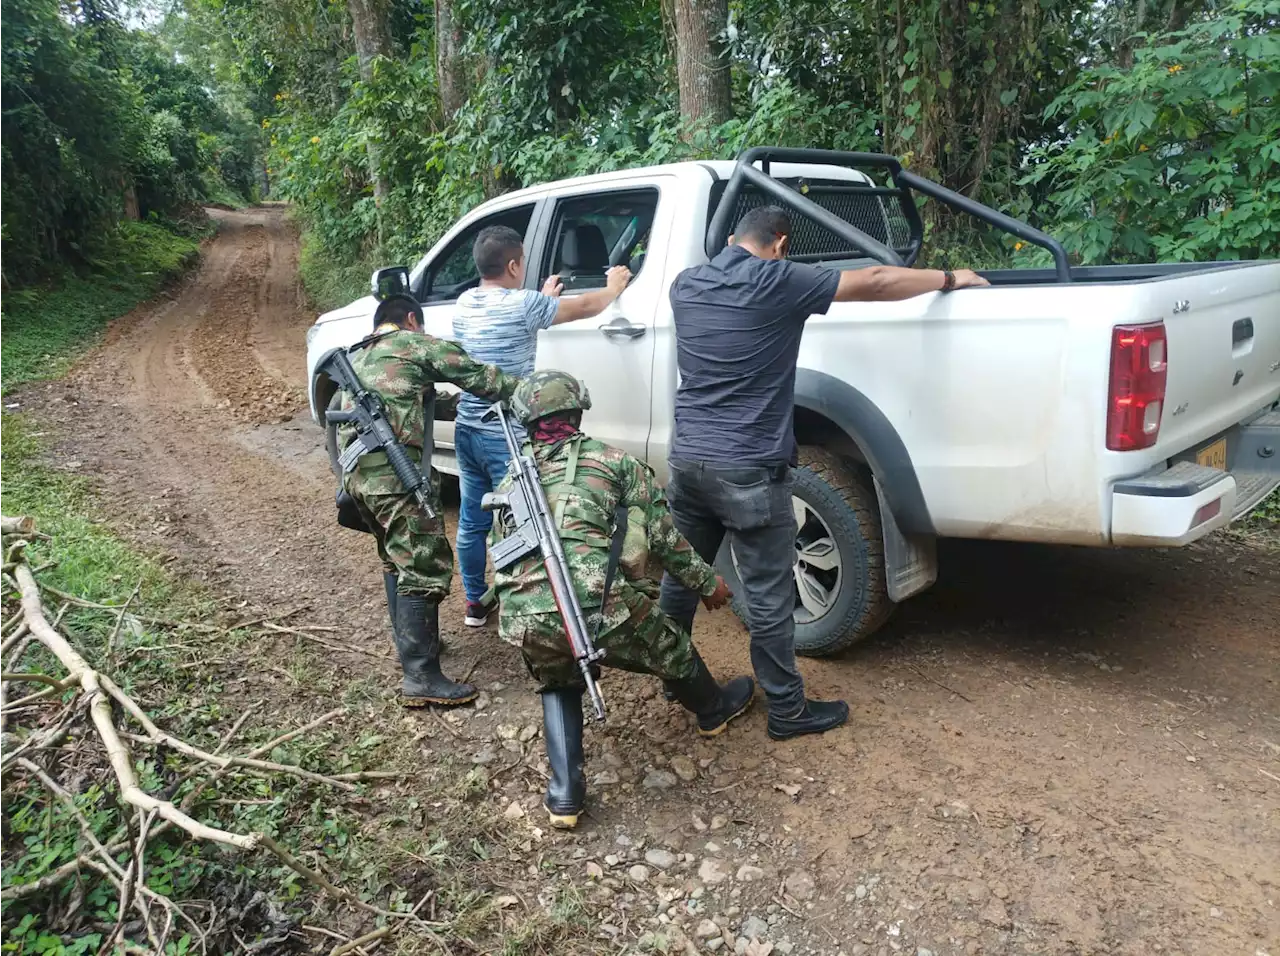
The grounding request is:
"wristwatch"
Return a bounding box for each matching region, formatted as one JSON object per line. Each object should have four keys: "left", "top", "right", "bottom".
{"left": 941, "top": 269, "right": 956, "bottom": 292}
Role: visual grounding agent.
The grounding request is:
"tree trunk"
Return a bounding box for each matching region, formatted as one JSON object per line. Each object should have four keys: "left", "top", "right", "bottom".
{"left": 347, "top": 0, "right": 393, "bottom": 212}
{"left": 672, "top": 0, "right": 732, "bottom": 129}
{"left": 435, "top": 0, "right": 466, "bottom": 119}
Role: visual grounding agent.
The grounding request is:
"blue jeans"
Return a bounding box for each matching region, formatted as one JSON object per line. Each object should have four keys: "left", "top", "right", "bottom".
{"left": 454, "top": 423, "right": 515, "bottom": 603}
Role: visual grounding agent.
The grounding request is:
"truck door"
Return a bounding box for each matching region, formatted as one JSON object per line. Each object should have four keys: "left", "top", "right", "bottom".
{"left": 529, "top": 182, "right": 672, "bottom": 462}
{"left": 410, "top": 201, "right": 542, "bottom": 455}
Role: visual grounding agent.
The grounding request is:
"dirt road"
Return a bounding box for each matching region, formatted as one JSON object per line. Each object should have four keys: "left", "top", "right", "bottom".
{"left": 29, "top": 207, "right": 1280, "bottom": 955}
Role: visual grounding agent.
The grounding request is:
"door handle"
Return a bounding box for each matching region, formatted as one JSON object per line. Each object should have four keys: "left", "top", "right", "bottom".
{"left": 599, "top": 322, "right": 647, "bottom": 340}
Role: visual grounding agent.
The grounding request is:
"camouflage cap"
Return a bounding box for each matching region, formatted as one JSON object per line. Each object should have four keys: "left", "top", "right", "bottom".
{"left": 511, "top": 369, "right": 592, "bottom": 425}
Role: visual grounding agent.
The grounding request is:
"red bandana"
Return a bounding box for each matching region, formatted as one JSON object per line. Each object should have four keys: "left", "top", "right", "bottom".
{"left": 532, "top": 419, "right": 581, "bottom": 444}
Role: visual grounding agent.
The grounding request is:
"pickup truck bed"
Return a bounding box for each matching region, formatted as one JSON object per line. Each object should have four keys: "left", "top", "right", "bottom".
{"left": 306, "top": 147, "right": 1280, "bottom": 655}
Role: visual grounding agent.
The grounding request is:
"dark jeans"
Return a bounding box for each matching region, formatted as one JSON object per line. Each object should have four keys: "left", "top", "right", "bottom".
{"left": 659, "top": 458, "right": 805, "bottom": 713}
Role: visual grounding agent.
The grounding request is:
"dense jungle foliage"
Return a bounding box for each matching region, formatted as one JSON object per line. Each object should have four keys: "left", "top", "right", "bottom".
{"left": 1, "top": 0, "right": 259, "bottom": 288}
{"left": 2, "top": 0, "right": 1277, "bottom": 303}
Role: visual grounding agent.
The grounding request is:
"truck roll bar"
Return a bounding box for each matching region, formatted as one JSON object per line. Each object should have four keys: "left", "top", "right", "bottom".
{"left": 707, "top": 158, "right": 907, "bottom": 268}
{"left": 706, "top": 146, "right": 1073, "bottom": 283}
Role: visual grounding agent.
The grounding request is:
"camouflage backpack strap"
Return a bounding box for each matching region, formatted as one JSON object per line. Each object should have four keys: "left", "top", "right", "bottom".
{"left": 593, "top": 503, "right": 629, "bottom": 643}
{"left": 553, "top": 436, "right": 581, "bottom": 528}
{"left": 537, "top": 438, "right": 611, "bottom": 548}
{"left": 421, "top": 389, "right": 435, "bottom": 480}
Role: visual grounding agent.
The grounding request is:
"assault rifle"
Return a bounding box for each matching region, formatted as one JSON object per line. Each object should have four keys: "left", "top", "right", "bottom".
{"left": 322, "top": 347, "right": 436, "bottom": 520}
{"left": 479, "top": 402, "right": 607, "bottom": 722}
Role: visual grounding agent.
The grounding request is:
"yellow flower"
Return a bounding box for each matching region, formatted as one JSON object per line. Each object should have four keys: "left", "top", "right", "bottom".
{"left": 261, "top": 119, "right": 270, "bottom": 128}
{"left": 311, "top": 136, "right": 320, "bottom": 144}
{"left": 274, "top": 93, "right": 282, "bottom": 101}
{"left": 1138, "top": 144, "right": 1149, "bottom": 152}
{"left": 1168, "top": 64, "right": 1183, "bottom": 74}
{"left": 1014, "top": 242, "right": 1024, "bottom": 251}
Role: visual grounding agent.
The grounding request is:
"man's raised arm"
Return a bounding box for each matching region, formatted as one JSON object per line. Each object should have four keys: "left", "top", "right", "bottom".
{"left": 833, "top": 265, "right": 989, "bottom": 302}
{"left": 545, "top": 265, "right": 632, "bottom": 324}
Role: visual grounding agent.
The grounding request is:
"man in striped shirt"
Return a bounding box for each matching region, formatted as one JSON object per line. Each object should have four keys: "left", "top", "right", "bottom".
{"left": 451, "top": 225, "right": 630, "bottom": 626}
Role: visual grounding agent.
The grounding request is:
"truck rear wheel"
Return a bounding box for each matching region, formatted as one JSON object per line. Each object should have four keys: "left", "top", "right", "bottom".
{"left": 714, "top": 446, "right": 895, "bottom": 656}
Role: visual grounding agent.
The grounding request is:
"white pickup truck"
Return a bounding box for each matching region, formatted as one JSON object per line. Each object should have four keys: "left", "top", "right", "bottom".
{"left": 306, "top": 147, "right": 1280, "bottom": 655}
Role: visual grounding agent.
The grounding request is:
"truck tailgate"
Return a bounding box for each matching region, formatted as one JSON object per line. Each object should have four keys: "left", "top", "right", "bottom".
{"left": 1154, "top": 263, "right": 1280, "bottom": 457}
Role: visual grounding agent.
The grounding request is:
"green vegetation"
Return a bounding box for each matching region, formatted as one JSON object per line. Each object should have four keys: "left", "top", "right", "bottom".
{"left": 163, "top": 0, "right": 1277, "bottom": 303}
{"left": 2, "top": 0, "right": 259, "bottom": 299}
{"left": 1239, "top": 489, "right": 1280, "bottom": 538}
{"left": 1025, "top": 2, "right": 1280, "bottom": 264}
{"left": 1, "top": 221, "right": 204, "bottom": 392}
{"left": 297, "top": 231, "right": 374, "bottom": 314}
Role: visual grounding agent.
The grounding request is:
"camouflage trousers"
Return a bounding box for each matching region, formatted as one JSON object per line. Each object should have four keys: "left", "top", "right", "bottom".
{"left": 504, "top": 584, "right": 698, "bottom": 691}
{"left": 344, "top": 457, "right": 452, "bottom": 599}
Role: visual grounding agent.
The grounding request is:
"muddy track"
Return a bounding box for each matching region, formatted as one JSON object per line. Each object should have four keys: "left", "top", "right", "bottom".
{"left": 27, "top": 207, "right": 1280, "bottom": 956}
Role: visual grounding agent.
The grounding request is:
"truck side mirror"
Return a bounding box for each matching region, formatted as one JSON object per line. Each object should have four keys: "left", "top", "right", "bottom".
{"left": 371, "top": 266, "right": 411, "bottom": 301}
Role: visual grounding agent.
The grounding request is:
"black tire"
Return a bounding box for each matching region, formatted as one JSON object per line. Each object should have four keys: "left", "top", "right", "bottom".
{"left": 325, "top": 390, "right": 343, "bottom": 478}
{"left": 714, "top": 445, "right": 895, "bottom": 656}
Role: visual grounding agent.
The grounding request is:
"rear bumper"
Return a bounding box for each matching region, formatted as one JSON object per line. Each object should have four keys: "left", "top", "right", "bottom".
{"left": 1111, "top": 463, "right": 1237, "bottom": 546}
{"left": 1110, "top": 408, "right": 1279, "bottom": 546}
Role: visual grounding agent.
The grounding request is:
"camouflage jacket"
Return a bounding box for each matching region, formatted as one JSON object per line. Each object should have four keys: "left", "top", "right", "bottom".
{"left": 337, "top": 329, "right": 519, "bottom": 468}
{"left": 493, "top": 433, "right": 719, "bottom": 637}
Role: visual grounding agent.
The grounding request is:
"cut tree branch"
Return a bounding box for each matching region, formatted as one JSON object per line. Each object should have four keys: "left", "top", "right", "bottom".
{"left": 0, "top": 514, "right": 428, "bottom": 938}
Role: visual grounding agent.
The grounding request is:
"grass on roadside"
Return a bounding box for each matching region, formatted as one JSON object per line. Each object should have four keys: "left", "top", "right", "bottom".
{"left": 1, "top": 413, "right": 600, "bottom": 954}
{"left": 1, "top": 219, "right": 207, "bottom": 393}
{"left": 1235, "top": 487, "right": 1280, "bottom": 542}
{"left": 297, "top": 230, "right": 377, "bottom": 314}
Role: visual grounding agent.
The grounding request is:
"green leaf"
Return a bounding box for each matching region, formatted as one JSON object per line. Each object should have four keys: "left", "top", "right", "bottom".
{"left": 938, "top": 70, "right": 953, "bottom": 90}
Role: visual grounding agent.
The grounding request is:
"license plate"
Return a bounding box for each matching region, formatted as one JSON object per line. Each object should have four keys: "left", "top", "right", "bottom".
{"left": 1196, "top": 438, "right": 1227, "bottom": 471}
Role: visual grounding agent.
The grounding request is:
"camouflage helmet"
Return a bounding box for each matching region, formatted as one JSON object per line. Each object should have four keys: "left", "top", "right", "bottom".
{"left": 511, "top": 370, "right": 592, "bottom": 425}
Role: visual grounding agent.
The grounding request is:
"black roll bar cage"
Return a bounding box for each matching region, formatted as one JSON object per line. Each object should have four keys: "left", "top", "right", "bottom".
{"left": 705, "top": 146, "right": 1073, "bottom": 283}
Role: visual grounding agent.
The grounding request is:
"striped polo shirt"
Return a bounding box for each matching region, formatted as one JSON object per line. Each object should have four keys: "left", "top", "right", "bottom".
{"left": 452, "top": 286, "right": 560, "bottom": 433}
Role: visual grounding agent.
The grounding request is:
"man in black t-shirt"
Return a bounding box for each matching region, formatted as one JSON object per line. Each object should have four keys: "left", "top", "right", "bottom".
{"left": 659, "top": 205, "right": 987, "bottom": 740}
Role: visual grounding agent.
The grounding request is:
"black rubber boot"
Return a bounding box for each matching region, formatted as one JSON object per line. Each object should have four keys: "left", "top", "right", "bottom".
{"left": 392, "top": 595, "right": 477, "bottom": 707}
{"left": 383, "top": 572, "right": 399, "bottom": 630}
{"left": 665, "top": 650, "right": 755, "bottom": 737}
{"left": 766, "top": 698, "right": 850, "bottom": 740}
{"left": 662, "top": 610, "right": 696, "bottom": 704}
{"left": 541, "top": 689, "right": 586, "bottom": 829}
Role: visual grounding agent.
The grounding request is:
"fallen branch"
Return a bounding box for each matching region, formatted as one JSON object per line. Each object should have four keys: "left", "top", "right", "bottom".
{"left": 331, "top": 926, "right": 390, "bottom": 956}
{"left": 2, "top": 671, "right": 75, "bottom": 690}
{"left": 0, "top": 513, "right": 427, "bottom": 944}
{"left": 260, "top": 621, "right": 390, "bottom": 661}
{"left": 104, "top": 580, "right": 143, "bottom": 668}
{"left": 1, "top": 516, "right": 36, "bottom": 536}
{"left": 30, "top": 580, "right": 220, "bottom": 632}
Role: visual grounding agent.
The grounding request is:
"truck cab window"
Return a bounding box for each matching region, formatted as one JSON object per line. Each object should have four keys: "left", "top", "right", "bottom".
{"left": 542, "top": 189, "right": 659, "bottom": 293}
{"left": 420, "top": 204, "right": 535, "bottom": 303}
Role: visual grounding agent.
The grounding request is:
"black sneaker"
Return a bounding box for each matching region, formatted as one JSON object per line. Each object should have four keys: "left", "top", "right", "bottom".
{"left": 464, "top": 594, "right": 497, "bottom": 627}
{"left": 766, "top": 698, "right": 850, "bottom": 740}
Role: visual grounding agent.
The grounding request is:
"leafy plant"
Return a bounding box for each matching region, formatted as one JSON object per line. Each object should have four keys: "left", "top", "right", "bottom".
{"left": 1024, "top": 0, "right": 1280, "bottom": 264}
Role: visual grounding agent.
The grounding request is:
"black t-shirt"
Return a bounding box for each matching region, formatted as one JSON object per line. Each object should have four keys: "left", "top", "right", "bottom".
{"left": 669, "top": 245, "right": 840, "bottom": 466}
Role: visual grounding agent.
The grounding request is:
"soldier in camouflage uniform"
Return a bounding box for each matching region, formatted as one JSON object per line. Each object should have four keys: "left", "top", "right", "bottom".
{"left": 491, "top": 370, "right": 755, "bottom": 828}
{"left": 337, "top": 294, "right": 521, "bottom": 707}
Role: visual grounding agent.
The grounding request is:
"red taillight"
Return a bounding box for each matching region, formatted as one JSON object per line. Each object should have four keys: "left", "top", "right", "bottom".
{"left": 1107, "top": 322, "right": 1168, "bottom": 451}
